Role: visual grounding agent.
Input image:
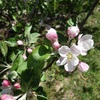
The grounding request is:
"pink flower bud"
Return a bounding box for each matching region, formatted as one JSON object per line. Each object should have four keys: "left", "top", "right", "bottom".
{"left": 67, "top": 26, "right": 80, "bottom": 38}
{"left": 0, "top": 94, "right": 15, "bottom": 100}
{"left": 78, "top": 62, "right": 89, "bottom": 72}
{"left": 13, "top": 83, "right": 20, "bottom": 89}
{"left": 27, "top": 48, "right": 33, "bottom": 53}
{"left": 17, "top": 40, "right": 23, "bottom": 45}
{"left": 52, "top": 40, "right": 60, "bottom": 50}
{"left": 2, "top": 80, "right": 11, "bottom": 87}
{"left": 46, "top": 28, "right": 58, "bottom": 42}
{"left": 22, "top": 54, "right": 27, "bottom": 60}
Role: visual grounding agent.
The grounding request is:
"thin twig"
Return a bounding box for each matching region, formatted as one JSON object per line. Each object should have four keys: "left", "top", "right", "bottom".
{"left": 79, "top": 0, "right": 99, "bottom": 30}
{"left": 43, "top": 57, "right": 57, "bottom": 72}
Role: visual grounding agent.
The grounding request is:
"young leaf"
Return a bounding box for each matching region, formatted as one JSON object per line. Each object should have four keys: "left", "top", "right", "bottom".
{"left": 24, "top": 25, "right": 32, "bottom": 37}
{"left": 0, "top": 41, "right": 8, "bottom": 57}
{"left": 11, "top": 52, "right": 25, "bottom": 70}
{"left": 28, "top": 33, "right": 40, "bottom": 44}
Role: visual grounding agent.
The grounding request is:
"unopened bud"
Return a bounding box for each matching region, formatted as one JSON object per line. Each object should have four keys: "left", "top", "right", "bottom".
{"left": 2, "top": 80, "right": 11, "bottom": 87}
{"left": 17, "top": 40, "right": 23, "bottom": 45}
{"left": 13, "top": 83, "right": 20, "bottom": 89}
{"left": 22, "top": 54, "right": 27, "bottom": 60}
{"left": 67, "top": 26, "right": 79, "bottom": 38}
{"left": 52, "top": 40, "right": 60, "bottom": 50}
{"left": 78, "top": 62, "right": 89, "bottom": 72}
{"left": 46, "top": 28, "right": 58, "bottom": 42}
{"left": 27, "top": 48, "right": 33, "bottom": 53}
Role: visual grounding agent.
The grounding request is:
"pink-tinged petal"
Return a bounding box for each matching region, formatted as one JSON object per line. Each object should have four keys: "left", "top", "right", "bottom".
{"left": 67, "top": 26, "right": 80, "bottom": 38}
{"left": 56, "top": 57, "right": 67, "bottom": 66}
{"left": 79, "top": 35, "right": 92, "bottom": 42}
{"left": 58, "top": 46, "right": 70, "bottom": 57}
{"left": 2, "top": 80, "right": 11, "bottom": 87}
{"left": 0, "top": 94, "right": 15, "bottom": 100}
{"left": 70, "top": 44, "right": 81, "bottom": 56}
{"left": 64, "top": 61, "right": 76, "bottom": 72}
{"left": 71, "top": 56, "right": 79, "bottom": 66}
{"left": 78, "top": 62, "right": 89, "bottom": 72}
{"left": 52, "top": 40, "right": 60, "bottom": 50}
{"left": 46, "top": 28, "right": 58, "bottom": 42}
{"left": 13, "top": 83, "right": 20, "bottom": 89}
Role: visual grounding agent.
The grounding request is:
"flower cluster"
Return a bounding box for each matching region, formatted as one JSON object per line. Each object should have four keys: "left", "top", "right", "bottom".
{"left": 46, "top": 26, "right": 94, "bottom": 72}
{"left": 0, "top": 80, "right": 21, "bottom": 100}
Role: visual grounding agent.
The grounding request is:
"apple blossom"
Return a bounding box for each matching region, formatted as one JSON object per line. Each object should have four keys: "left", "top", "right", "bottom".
{"left": 2, "top": 80, "right": 11, "bottom": 87}
{"left": 52, "top": 40, "right": 60, "bottom": 50}
{"left": 56, "top": 45, "right": 81, "bottom": 72}
{"left": 17, "top": 40, "right": 23, "bottom": 45}
{"left": 67, "top": 26, "right": 80, "bottom": 38}
{"left": 78, "top": 34, "right": 94, "bottom": 55}
{"left": 0, "top": 94, "right": 15, "bottom": 100}
{"left": 13, "top": 83, "right": 20, "bottom": 89}
{"left": 78, "top": 62, "right": 89, "bottom": 72}
{"left": 46, "top": 28, "right": 58, "bottom": 42}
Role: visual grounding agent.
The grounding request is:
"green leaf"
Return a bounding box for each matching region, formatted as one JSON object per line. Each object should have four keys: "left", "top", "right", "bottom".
{"left": 24, "top": 45, "right": 51, "bottom": 90}
{"left": 0, "top": 41, "right": 8, "bottom": 57}
{"left": 24, "top": 25, "right": 32, "bottom": 37}
{"left": 11, "top": 52, "right": 24, "bottom": 70}
{"left": 41, "top": 72, "right": 46, "bottom": 82}
{"left": 67, "top": 18, "right": 74, "bottom": 26}
{"left": 29, "top": 33, "right": 40, "bottom": 44}
{"left": 17, "top": 61, "right": 27, "bottom": 75}
{"left": 5, "top": 38, "right": 17, "bottom": 47}
{"left": 21, "top": 69, "right": 40, "bottom": 92}
{"left": 8, "top": 71, "right": 18, "bottom": 82}
{"left": 27, "top": 45, "right": 51, "bottom": 69}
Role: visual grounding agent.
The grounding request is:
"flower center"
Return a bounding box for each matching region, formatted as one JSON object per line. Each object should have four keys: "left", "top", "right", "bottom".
{"left": 67, "top": 53, "right": 72, "bottom": 60}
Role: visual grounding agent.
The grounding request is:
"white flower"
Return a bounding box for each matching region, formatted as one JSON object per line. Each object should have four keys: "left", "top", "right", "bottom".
{"left": 56, "top": 44, "right": 81, "bottom": 72}
{"left": 78, "top": 34, "right": 94, "bottom": 55}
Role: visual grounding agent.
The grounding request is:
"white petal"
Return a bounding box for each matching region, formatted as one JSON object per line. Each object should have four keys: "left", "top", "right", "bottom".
{"left": 58, "top": 46, "right": 69, "bottom": 57}
{"left": 80, "top": 41, "right": 90, "bottom": 51}
{"left": 79, "top": 34, "right": 92, "bottom": 42}
{"left": 81, "top": 50, "right": 87, "bottom": 56}
{"left": 85, "top": 39, "right": 94, "bottom": 49}
{"left": 56, "top": 57, "right": 67, "bottom": 66}
{"left": 71, "top": 56, "right": 79, "bottom": 66}
{"left": 70, "top": 44, "right": 81, "bottom": 56}
{"left": 64, "top": 61, "right": 76, "bottom": 72}
{"left": 78, "top": 34, "right": 83, "bottom": 40}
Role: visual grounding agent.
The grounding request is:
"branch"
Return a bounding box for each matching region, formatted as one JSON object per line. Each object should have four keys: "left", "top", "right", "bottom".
{"left": 43, "top": 57, "right": 57, "bottom": 72}
{"left": 79, "top": 0, "right": 99, "bottom": 30}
